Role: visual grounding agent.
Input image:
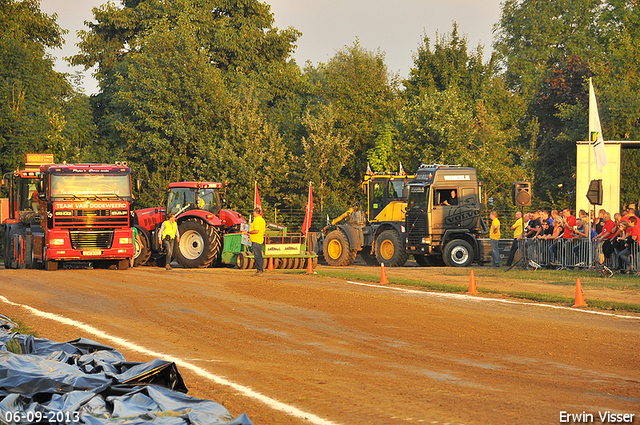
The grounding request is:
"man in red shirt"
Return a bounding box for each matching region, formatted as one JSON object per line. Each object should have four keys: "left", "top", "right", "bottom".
{"left": 596, "top": 212, "right": 617, "bottom": 261}
{"left": 617, "top": 216, "right": 639, "bottom": 274}
{"left": 562, "top": 208, "right": 576, "bottom": 239}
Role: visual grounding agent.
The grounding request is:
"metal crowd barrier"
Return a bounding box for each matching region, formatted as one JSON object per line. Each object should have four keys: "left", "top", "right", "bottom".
{"left": 509, "top": 238, "right": 639, "bottom": 273}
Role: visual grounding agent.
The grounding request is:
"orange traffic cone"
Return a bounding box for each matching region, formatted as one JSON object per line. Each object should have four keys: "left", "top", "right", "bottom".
{"left": 380, "top": 263, "right": 389, "bottom": 285}
{"left": 267, "top": 256, "right": 274, "bottom": 272}
{"left": 467, "top": 269, "right": 479, "bottom": 294}
{"left": 572, "top": 278, "right": 588, "bottom": 307}
{"left": 306, "top": 256, "right": 314, "bottom": 274}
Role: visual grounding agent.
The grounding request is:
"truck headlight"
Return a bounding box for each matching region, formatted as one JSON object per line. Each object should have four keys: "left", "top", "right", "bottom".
{"left": 119, "top": 238, "right": 131, "bottom": 245}
{"left": 51, "top": 239, "right": 65, "bottom": 245}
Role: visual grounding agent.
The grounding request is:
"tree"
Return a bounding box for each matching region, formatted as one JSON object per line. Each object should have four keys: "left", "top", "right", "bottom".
{"left": 307, "top": 40, "right": 399, "bottom": 189}
{"left": 71, "top": 0, "right": 302, "bottom": 207}
{"left": 0, "top": 0, "right": 92, "bottom": 173}
{"left": 399, "top": 25, "right": 528, "bottom": 209}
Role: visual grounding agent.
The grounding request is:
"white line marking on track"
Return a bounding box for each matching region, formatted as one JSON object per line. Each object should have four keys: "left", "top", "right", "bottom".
{"left": 0, "top": 295, "right": 340, "bottom": 425}
{"left": 346, "top": 281, "right": 640, "bottom": 320}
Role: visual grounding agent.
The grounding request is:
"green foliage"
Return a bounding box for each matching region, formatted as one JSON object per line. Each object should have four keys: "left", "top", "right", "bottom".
{"left": 0, "top": 0, "right": 92, "bottom": 174}
{"left": 307, "top": 40, "right": 399, "bottom": 192}
{"left": 366, "top": 124, "right": 395, "bottom": 173}
{"left": 399, "top": 25, "right": 528, "bottom": 209}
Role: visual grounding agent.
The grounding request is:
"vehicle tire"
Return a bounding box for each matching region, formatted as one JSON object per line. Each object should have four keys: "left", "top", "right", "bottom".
{"left": 236, "top": 252, "right": 249, "bottom": 269}
{"left": 443, "top": 239, "right": 474, "bottom": 267}
{"left": 323, "top": 230, "right": 357, "bottom": 266}
{"left": 310, "top": 251, "right": 318, "bottom": 269}
{"left": 361, "top": 250, "right": 380, "bottom": 266}
{"left": 414, "top": 254, "right": 428, "bottom": 267}
{"left": 175, "top": 219, "right": 221, "bottom": 268}
{"left": 248, "top": 257, "right": 255, "bottom": 269}
{"left": 375, "top": 230, "right": 408, "bottom": 267}
{"left": 117, "top": 259, "right": 129, "bottom": 270}
{"left": 44, "top": 260, "right": 58, "bottom": 271}
{"left": 3, "top": 228, "right": 14, "bottom": 269}
{"left": 133, "top": 233, "right": 151, "bottom": 267}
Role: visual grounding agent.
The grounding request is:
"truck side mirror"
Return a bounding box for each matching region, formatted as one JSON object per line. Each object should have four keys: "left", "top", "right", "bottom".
{"left": 135, "top": 178, "right": 142, "bottom": 193}
{"left": 1, "top": 178, "right": 6, "bottom": 188}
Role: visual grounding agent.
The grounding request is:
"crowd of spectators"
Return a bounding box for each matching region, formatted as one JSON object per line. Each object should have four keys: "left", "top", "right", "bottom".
{"left": 504, "top": 206, "right": 639, "bottom": 274}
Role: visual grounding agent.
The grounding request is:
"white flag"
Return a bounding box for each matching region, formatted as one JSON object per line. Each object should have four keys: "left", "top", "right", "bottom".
{"left": 589, "top": 78, "right": 608, "bottom": 172}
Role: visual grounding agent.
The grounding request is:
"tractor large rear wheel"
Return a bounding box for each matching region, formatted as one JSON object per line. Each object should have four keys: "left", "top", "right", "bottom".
{"left": 323, "top": 230, "right": 357, "bottom": 266}
{"left": 175, "top": 219, "right": 221, "bottom": 268}
{"left": 375, "top": 230, "right": 408, "bottom": 267}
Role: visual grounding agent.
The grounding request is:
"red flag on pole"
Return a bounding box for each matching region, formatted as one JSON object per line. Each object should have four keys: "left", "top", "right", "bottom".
{"left": 254, "top": 181, "right": 262, "bottom": 216}
{"left": 301, "top": 182, "right": 313, "bottom": 236}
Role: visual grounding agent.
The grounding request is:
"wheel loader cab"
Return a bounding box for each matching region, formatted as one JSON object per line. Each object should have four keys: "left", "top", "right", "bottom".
{"left": 366, "top": 177, "right": 410, "bottom": 222}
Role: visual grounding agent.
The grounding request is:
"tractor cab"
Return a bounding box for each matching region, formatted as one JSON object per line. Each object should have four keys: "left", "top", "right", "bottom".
{"left": 362, "top": 174, "right": 414, "bottom": 223}
{"left": 166, "top": 182, "right": 223, "bottom": 217}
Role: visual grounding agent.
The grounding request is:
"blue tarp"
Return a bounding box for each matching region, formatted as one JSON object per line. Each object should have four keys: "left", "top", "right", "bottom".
{"left": 0, "top": 331, "right": 253, "bottom": 425}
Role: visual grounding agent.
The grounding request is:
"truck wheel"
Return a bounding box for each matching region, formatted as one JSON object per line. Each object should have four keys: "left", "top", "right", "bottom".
{"left": 323, "top": 230, "right": 357, "bottom": 266}
{"left": 116, "top": 259, "right": 129, "bottom": 270}
{"left": 360, "top": 250, "right": 380, "bottom": 266}
{"left": 375, "top": 230, "right": 408, "bottom": 267}
{"left": 175, "top": 219, "right": 221, "bottom": 268}
{"left": 44, "top": 260, "right": 58, "bottom": 271}
{"left": 443, "top": 239, "right": 474, "bottom": 267}
{"left": 133, "top": 233, "right": 151, "bottom": 267}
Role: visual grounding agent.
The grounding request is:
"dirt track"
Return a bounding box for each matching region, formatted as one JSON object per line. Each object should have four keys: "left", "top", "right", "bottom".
{"left": 1, "top": 264, "right": 639, "bottom": 425}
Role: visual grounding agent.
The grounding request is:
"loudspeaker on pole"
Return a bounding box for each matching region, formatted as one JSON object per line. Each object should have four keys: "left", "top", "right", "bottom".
{"left": 511, "top": 182, "right": 532, "bottom": 207}
{"left": 586, "top": 179, "right": 603, "bottom": 206}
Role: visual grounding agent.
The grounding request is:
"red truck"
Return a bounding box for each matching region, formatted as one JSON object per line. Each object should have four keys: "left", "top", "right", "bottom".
{"left": 2, "top": 155, "right": 135, "bottom": 271}
{"left": 133, "top": 181, "right": 246, "bottom": 268}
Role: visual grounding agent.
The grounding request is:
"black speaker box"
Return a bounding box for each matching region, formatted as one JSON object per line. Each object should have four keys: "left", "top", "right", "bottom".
{"left": 511, "top": 182, "right": 532, "bottom": 207}
{"left": 586, "top": 179, "right": 603, "bottom": 205}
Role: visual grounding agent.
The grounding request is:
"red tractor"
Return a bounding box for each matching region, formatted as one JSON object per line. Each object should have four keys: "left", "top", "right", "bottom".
{"left": 133, "top": 181, "right": 245, "bottom": 268}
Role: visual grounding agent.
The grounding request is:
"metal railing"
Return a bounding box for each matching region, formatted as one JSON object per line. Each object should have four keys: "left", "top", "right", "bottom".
{"left": 510, "top": 238, "right": 640, "bottom": 273}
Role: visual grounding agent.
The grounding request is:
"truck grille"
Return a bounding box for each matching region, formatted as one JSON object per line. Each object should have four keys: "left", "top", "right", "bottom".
{"left": 55, "top": 209, "right": 130, "bottom": 228}
{"left": 406, "top": 211, "right": 427, "bottom": 245}
{"left": 69, "top": 230, "right": 114, "bottom": 250}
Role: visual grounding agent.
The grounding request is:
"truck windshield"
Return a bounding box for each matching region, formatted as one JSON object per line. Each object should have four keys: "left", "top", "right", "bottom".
{"left": 407, "top": 185, "right": 429, "bottom": 208}
{"left": 50, "top": 174, "right": 131, "bottom": 200}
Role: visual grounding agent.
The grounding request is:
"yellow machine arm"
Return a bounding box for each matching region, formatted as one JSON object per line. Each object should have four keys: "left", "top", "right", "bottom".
{"left": 331, "top": 207, "right": 354, "bottom": 226}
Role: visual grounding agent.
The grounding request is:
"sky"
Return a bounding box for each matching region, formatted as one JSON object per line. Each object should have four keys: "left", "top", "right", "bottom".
{"left": 40, "top": 0, "right": 504, "bottom": 95}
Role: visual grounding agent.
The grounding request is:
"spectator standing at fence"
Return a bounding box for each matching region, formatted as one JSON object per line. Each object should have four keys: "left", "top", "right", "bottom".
{"left": 505, "top": 211, "right": 523, "bottom": 267}
{"left": 541, "top": 210, "right": 551, "bottom": 226}
{"left": 614, "top": 220, "right": 633, "bottom": 273}
{"left": 596, "top": 212, "right": 617, "bottom": 261}
{"left": 594, "top": 209, "right": 606, "bottom": 234}
{"left": 572, "top": 218, "right": 590, "bottom": 265}
{"left": 617, "top": 216, "right": 640, "bottom": 274}
{"left": 490, "top": 211, "right": 501, "bottom": 267}
{"left": 549, "top": 218, "right": 565, "bottom": 264}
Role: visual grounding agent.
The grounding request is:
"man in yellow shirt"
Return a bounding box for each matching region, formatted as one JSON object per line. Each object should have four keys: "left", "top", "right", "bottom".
{"left": 490, "top": 211, "right": 501, "bottom": 267}
{"left": 505, "top": 211, "right": 523, "bottom": 267}
{"left": 245, "top": 208, "right": 266, "bottom": 274}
